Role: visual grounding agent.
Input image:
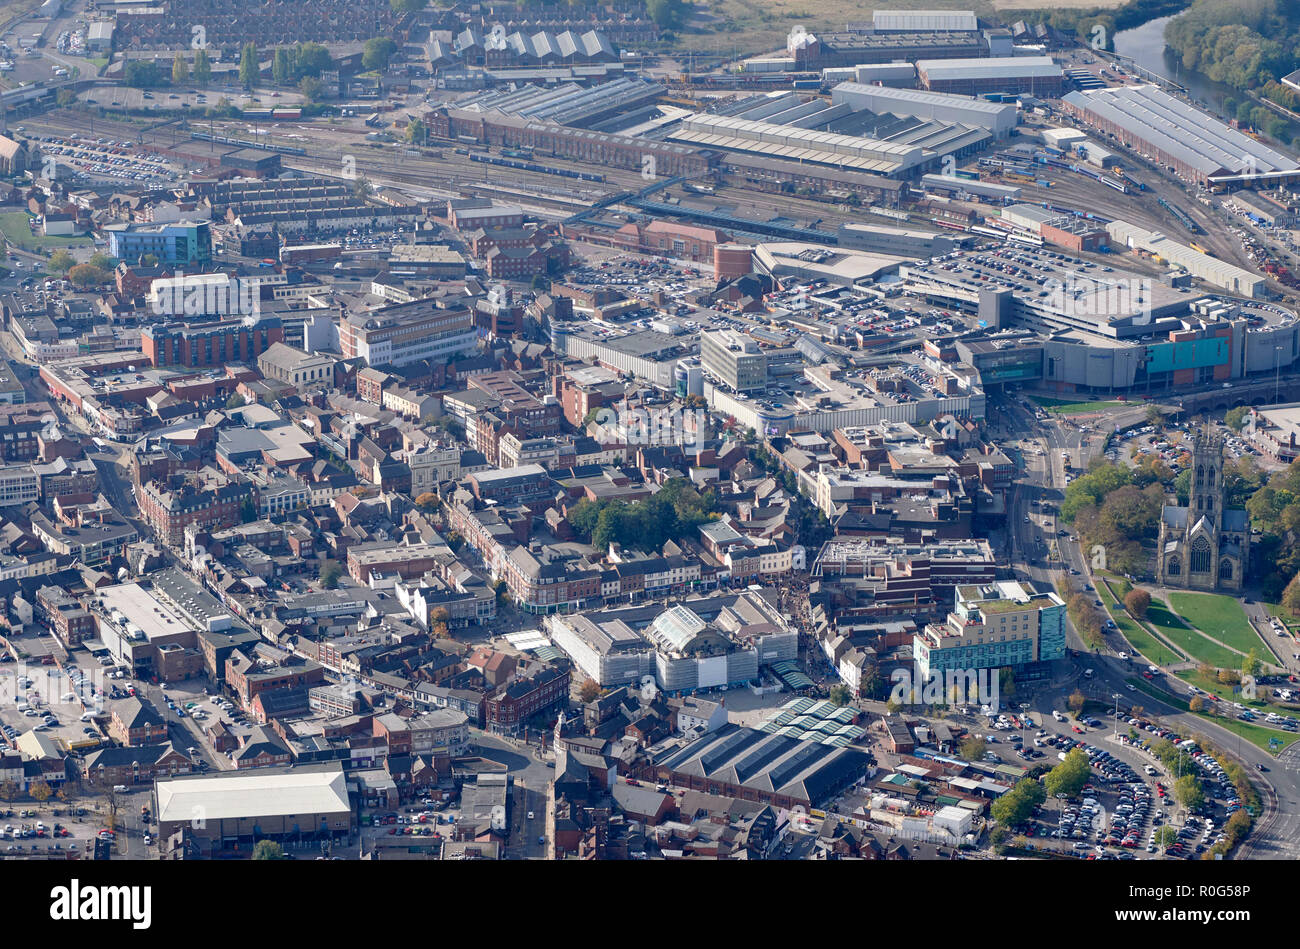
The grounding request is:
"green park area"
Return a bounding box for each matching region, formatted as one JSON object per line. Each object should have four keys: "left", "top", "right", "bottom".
{"left": 0, "top": 212, "right": 92, "bottom": 252}
{"left": 1145, "top": 599, "right": 1241, "bottom": 669}
{"left": 1032, "top": 397, "right": 1124, "bottom": 414}
{"left": 1167, "top": 592, "right": 1268, "bottom": 657}
{"left": 1096, "top": 578, "right": 1181, "bottom": 667}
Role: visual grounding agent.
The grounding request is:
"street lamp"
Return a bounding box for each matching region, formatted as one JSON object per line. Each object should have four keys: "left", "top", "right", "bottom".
{"left": 1111, "top": 693, "right": 1122, "bottom": 743}
{"left": 1056, "top": 792, "right": 1069, "bottom": 853}
{"left": 1019, "top": 703, "right": 1030, "bottom": 759}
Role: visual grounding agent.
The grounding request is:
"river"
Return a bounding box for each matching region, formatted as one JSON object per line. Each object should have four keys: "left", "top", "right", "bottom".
{"left": 1113, "top": 15, "right": 1230, "bottom": 112}
{"left": 1112, "top": 14, "right": 1299, "bottom": 139}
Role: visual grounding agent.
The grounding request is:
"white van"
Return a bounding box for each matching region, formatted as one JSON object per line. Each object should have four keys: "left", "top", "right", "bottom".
{"left": 1052, "top": 710, "right": 1066, "bottom": 722}
{"left": 111, "top": 785, "right": 128, "bottom": 793}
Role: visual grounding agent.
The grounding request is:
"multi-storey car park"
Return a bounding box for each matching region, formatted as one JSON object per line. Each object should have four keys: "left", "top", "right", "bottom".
{"left": 901, "top": 246, "right": 1300, "bottom": 393}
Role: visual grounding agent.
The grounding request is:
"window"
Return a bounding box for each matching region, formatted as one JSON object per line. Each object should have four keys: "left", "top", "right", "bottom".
{"left": 1190, "top": 536, "right": 1211, "bottom": 574}
{"left": 1167, "top": 556, "right": 1180, "bottom": 576}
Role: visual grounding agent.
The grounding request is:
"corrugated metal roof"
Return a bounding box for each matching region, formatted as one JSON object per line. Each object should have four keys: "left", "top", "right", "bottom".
{"left": 917, "top": 56, "right": 1061, "bottom": 81}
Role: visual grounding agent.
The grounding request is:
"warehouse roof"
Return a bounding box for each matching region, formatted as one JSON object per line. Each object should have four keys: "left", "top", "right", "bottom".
{"left": 1064, "top": 85, "right": 1296, "bottom": 176}
{"left": 155, "top": 763, "right": 351, "bottom": 824}
{"left": 917, "top": 55, "right": 1061, "bottom": 81}
{"left": 833, "top": 81, "right": 1015, "bottom": 116}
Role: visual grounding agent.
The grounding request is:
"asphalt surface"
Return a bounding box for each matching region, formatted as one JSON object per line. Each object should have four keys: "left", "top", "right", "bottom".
{"left": 995, "top": 391, "right": 1300, "bottom": 858}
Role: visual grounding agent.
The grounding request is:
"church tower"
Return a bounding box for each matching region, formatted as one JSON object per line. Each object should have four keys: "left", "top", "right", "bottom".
{"left": 1189, "top": 427, "right": 1223, "bottom": 532}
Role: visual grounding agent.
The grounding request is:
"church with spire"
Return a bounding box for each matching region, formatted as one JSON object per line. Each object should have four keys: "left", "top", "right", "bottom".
{"left": 1155, "top": 427, "right": 1250, "bottom": 592}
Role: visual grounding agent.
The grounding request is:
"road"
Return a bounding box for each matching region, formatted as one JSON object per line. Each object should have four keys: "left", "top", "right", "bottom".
{"left": 997, "top": 391, "right": 1300, "bottom": 858}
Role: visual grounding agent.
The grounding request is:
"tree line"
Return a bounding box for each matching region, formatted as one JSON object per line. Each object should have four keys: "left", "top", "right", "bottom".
{"left": 568, "top": 478, "right": 719, "bottom": 553}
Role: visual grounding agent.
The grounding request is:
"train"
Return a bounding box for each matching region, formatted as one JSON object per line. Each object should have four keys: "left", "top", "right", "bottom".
{"left": 501, "top": 147, "right": 534, "bottom": 160}
{"left": 468, "top": 151, "right": 605, "bottom": 182}
{"left": 189, "top": 130, "right": 306, "bottom": 156}
{"left": 1157, "top": 195, "right": 1203, "bottom": 234}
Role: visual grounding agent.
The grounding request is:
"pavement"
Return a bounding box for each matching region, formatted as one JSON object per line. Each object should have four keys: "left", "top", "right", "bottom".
{"left": 991, "top": 391, "right": 1300, "bottom": 858}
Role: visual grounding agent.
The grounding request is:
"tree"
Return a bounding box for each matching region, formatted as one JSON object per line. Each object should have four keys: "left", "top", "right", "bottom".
{"left": 960, "top": 737, "right": 988, "bottom": 762}
{"left": 298, "top": 76, "right": 324, "bottom": 102}
{"left": 67, "top": 264, "right": 110, "bottom": 288}
{"left": 578, "top": 679, "right": 601, "bottom": 703}
{"left": 390, "top": 0, "right": 428, "bottom": 12}
{"left": 1174, "top": 774, "right": 1205, "bottom": 811}
{"left": 1123, "top": 588, "right": 1151, "bottom": 619}
{"left": 123, "top": 60, "right": 162, "bottom": 88}
{"left": 172, "top": 53, "right": 189, "bottom": 85}
{"left": 226, "top": 393, "right": 246, "bottom": 409}
{"left": 47, "top": 249, "right": 75, "bottom": 273}
{"left": 414, "top": 492, "right": 438, "bottom": 510}
{"left": 1153, "top": 825, "right": 1178, "bottom": 848}
{"left": 1242, "top": 648, "right": 1263, "bottom": 679}
{"left": 88, "top": 251, "right": 115, "bottom": 271}
{"left": 405, "top": 118, "right": 427, "bottom": 145}
{"left": 827, "top": 683, "right": 850, "bottom": 706}
{"left": 193, "top": 48, "right": 212, "bottom": 86}
{"left": 252, "top": 840, "right": 285, "bottom": 860}
{"left": 1044, "top": 748, "right": 1091, "bottom": 798}
{"left": 239, "top": 43, "right": 259, "bottom": 89}
{"left": 319, "top": 560, "right": 342, "bottom": 589}
{"left": 56, "top": 88, "right": 76, "bottom": 106}
{"left": 990, "top": 777, "right": 1045, "bottom": 826}
{"left": 293, "top": 43, "right": 333, "bottom": 79}
{"left": 1068, "top": 689, "right": 1086, "bottom": 715}
{"left": 646, "top": 0, "right": 686, "bottom": 29}
{"left": 431, "top": 607, "right": 450, "bottom": 627}
{"left": 0, "top": 780, "right": 15, "bottom": 802}
{"left": 1225, "top": 406, "right": 1251, "bottom": 431}
{"left": 273, "top": 48, "right": 291, "bottom": 84}
{"left": 1283, "top": 575, "right": 1300, "bottom": 617}
{"left": 29, "top": 780, "right": 52, "bottom": 803}
{"left": 353, "top": 175, "right": 374, "bottom": 200}
{"left": 432, "top": 621, "right": 451, "bottom": 639}
{"left": 363, "top": 38, "right": 398, "bottom": 73}
{"left": 1189, "top": 695, "right": 1206, "bottom": 712}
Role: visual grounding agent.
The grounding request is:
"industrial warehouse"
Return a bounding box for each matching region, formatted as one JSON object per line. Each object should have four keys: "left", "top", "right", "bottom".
{"left": 1063, "top": 85, "right": 1300, "bottom": 187}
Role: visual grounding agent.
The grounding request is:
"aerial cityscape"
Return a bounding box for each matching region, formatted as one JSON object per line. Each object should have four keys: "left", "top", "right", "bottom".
{"left": 0, "top": 0, "right": 1293, "bottom": 889}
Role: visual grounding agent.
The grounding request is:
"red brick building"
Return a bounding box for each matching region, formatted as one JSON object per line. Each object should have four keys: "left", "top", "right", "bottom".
{"left": 141, "top": 315, "right": 284, "bottom": 368}
{"left": 484, "top": 664, "right": 570, "bottom": 736}
{"left": 137, "top": 473, "right": 255, "bottom": 546}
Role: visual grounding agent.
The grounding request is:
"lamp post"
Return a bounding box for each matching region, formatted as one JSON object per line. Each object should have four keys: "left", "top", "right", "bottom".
{"left": 1056, "top": 792, "right": 1069, "bottom": 853}
{"left": 1112, "top": 692, "right": 1122, "bottom": 744}
{"left": 1020, "top": 703, "right": 1031, "bottom": 760}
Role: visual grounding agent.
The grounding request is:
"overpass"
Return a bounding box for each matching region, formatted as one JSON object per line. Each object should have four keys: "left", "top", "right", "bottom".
{"left": 1171, "top": 374, "right": 1300, "bottom": 417}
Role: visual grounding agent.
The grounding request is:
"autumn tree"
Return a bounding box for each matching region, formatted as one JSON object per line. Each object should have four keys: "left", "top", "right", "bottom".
{"left": 1068, "top": 689, "right": 1087, "bottom": 715}
{"left": 1124, "top": 588, "right": 1151, "bottom": 619}
{"left": 252, "top": 840, "right": 285, "bottom": 860}
{"left": 578, "top": 680, "right": 601, "bottom": 703}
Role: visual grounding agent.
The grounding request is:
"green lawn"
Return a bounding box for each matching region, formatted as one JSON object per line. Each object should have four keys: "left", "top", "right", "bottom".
{"left": 1174, "top": 669, "right": 1274, "bottom": 714}
{"left": 1097, "top": 579, "right": 1182, "bottom": 667}
{"left": 1128, "top": 677, "right": 1299, "bottom": 755}
{"left": 1146, "top": 600, "right": 1241, "bottom": 668}
{"left": 1031, "top": 397, "right": 1124, "bottom": 414}
{"left": 0, "top": 212, "right": 91, "bottom": 252}
{"left": 1167, "top": 593, "right": 1267, "bottom": 657}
